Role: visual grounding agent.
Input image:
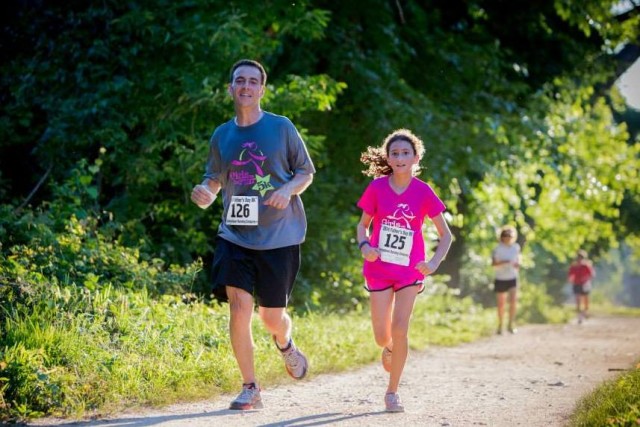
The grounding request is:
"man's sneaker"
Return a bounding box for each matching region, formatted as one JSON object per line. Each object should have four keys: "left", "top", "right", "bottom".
{"left": 229, "top": 383, "right": 263, "bottom": 410}
{"left": 274, "top": 336, "right": 308, "bottom": 379}
{"left": 384, "top": 392, "right": 405, "bottom": 413}
{"left": 381, "top": 347, "right": 392, "bottom": 373}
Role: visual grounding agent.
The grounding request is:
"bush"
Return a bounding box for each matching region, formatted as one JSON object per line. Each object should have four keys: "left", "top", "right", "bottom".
{"left": 517, "top": 281, "right": 572, "bottom": 324}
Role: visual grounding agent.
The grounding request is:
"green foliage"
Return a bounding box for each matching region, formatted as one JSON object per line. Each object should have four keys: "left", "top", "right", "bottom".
{"left": 2, "top": 0, "right": 640, "bottom": 310}
{"left": 0, "top": 0, "right": 639, "bottom": 422}
{"left": 1, "top": 158, "right": 201, "bottom": 297}
{"left": 0, "top": 344, "right": 63, "bottom": 419}
{"left": 569, "top": 361, "right": 640, "bottom": 427}
{"left": 517, "top": 282, "right": 573, "bottom": 324}
{"left": 0, "top": 274, "right": 495, "bottom": 422}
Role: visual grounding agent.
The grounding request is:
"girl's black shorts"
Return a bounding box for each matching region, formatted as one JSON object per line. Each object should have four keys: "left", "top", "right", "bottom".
{"left": 494, "top": 278, "right": 518, "bottom": 293}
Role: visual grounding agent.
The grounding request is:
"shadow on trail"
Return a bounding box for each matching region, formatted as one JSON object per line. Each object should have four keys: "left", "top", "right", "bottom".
{"left": 26, "top": 409, "right": 255, "bottom": 426}
{"left": 257, "top": 410, "right": 388, "bottom": 426}
{"left": 25, "top": 408, "right": 388, "bottom": 427}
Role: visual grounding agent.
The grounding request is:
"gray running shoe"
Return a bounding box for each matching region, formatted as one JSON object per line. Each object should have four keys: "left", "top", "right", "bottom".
{"left": 229, "top": 383, "right": 263, "bottom": 410}
{"left": 275, "top": 337, "right": 308, "bottom": 379}
{"left": 384, "top": 392, "right": 405, "bottom": 413}
{"left": 381, "top": 347, "right": 392, "bottom": 373}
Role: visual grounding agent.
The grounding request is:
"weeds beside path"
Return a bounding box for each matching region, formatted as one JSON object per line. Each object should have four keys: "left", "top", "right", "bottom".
{"left": 29, "top": 314, "right": 640, "bottom": 427}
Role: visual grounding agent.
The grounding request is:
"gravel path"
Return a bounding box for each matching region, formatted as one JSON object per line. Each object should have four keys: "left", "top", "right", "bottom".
{"left": 28, "top": 314, "right": 640, "bottom": 427}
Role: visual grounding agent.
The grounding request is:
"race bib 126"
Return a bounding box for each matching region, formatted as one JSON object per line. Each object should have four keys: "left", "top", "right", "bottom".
{"left": 226, "top": 196, "right": 259, "bottom": 226}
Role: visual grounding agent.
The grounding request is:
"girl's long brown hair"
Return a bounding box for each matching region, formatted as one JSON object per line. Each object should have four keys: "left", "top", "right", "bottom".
{"left": 361, "top": 128, "right": 426, "bottom": 178}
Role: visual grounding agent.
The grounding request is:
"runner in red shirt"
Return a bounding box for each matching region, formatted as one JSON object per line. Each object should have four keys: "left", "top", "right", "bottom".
{"left": 568, "top": 250, "right": 596, "bottom": 323}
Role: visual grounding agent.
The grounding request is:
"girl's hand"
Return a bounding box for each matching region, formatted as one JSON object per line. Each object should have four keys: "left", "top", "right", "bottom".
{"left": 361, "top": 245, "right": 380, "bottom": 262}
{"left": 415, "top": 260, "right": 438, "bottom": 276}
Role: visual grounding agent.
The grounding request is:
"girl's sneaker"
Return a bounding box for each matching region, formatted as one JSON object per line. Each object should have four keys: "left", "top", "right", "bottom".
{"left": 381, "top": 347, "right": 392, "bottom": 372}
{"left": 229, "top": 383, "right": 263, "bottom": 410}
{"left": 384, "top": 392, "right": 405, "bottom": 413}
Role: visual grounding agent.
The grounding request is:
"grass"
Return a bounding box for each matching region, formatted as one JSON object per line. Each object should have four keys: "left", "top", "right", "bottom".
{"left": 565, "top": 303, "right": 640, "bottom": 427}
{"left": 568, "top": 360, "right": 640, "bottom": 427}
{"left": 0, "top": 282, "right": 498, "bottom": 422}
{"left": 2, "top": 281, "right": 623, "bottom": 423}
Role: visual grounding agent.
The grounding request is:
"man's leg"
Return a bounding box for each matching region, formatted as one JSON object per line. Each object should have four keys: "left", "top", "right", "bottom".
{"left": 227, "top": 286, "right": 257, "bottom": 384}
{"left": 259, "top": 306, "right": 308, "bottom": 379}
{"left": 259, "top": 306, "right": 291, "bottom": 347}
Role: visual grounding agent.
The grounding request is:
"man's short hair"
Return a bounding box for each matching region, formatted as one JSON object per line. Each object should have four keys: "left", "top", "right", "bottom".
{"left": 230, "top": 59, "right": 267, "bottom": 85}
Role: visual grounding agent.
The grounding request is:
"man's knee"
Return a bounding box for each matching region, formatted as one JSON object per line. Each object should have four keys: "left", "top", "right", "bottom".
{"left": 227, "top": 287, "right": 254, "bottom": 314}
{"left": 259, "top": 307, "right": 288, "bottom": 331}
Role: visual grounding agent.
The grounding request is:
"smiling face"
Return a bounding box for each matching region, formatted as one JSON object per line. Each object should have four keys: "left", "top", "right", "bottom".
{"left": 228, "top": 65, "right": 265, "bottom": 109}
{"left": 386, "top": 139, "right": 419, "bottom": 175}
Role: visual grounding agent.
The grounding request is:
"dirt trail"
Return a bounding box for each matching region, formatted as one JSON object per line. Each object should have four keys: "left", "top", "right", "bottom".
{"left": 29, "top": 315, "right": 640, "bottom": 427}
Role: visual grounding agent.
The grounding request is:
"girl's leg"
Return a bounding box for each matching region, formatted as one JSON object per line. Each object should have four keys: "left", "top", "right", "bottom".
{"left": 387, "top": 285, "right": 420, "bottom": 394}
{"left": 507, "top": 287, "right": 518, "bottom": 332}
{"left": 584, "top": 293, "right": 590, "bottom": 316}
{"left": 576, "top": 293, "right": 583, "bottom": 316}
{"left": 369, "top": 288, "right": 394, "bottom": 350}
{"left": 496, "top": 292, "right": 507, "bottom": 333}
{"left": 577, "top": 294, "right": 587, "bottom": 322}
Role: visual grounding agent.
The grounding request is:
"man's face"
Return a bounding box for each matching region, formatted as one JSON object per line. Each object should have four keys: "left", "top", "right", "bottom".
{"left": 228, "top": 65, "right": 265, "bottom": 108}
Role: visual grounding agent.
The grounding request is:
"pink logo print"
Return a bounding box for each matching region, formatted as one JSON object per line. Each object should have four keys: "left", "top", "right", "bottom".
{"left": 232, "top": 141, "right": 267, "bottom": 176}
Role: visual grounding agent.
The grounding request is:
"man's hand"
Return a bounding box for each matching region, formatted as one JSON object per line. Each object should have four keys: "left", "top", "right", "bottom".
{"left": 263, "top": 187, "right": 292, "bottom": 210}
{"left": 191, "top": 184, "right": 216, "bottom": 209}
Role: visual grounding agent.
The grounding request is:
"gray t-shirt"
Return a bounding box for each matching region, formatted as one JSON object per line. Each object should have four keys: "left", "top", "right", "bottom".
{"left": 204, "top": 112, "right": 315, "bottom": 250}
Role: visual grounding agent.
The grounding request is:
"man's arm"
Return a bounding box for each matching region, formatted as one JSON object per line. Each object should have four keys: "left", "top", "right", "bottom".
{"left": 263, "top": 173, "right": 313, "bottom": 210}
{"left": 191, "top": 178, "right": 222, "bottom": 209}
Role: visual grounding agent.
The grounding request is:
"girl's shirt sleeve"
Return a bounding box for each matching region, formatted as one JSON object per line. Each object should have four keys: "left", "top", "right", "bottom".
{"left": 357, "top": 182, "right": 377, "bottom": 217}
{"left": 422, "top": 183, "right": 446, "bottom": 219}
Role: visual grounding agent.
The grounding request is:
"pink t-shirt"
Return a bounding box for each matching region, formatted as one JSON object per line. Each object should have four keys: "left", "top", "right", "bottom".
{"left": 357, "top": 176, "right": 446, "bottom": 282}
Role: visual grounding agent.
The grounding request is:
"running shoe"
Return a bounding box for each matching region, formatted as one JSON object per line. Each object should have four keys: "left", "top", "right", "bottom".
{"left": 508, "top": 323, "right": 517, "bottom": 334}
{"left": 381, "top": 347, "right": 392, "bottom": 373}
{"left": 384, "top": 392, "right": 405, "bottom": 413}
{"left": 274, "top": 336, "right": 308, "bottom": 379}
{"left": 229, "top": 383, "right": 263, "bottom": 410}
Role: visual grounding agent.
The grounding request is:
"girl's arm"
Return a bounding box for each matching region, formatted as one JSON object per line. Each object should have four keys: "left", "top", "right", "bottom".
{"left": 416, "top": 213, "right": 452, "bottom": 275}
{"left": 357, "top": 211, "right": 379, "bottom": 262}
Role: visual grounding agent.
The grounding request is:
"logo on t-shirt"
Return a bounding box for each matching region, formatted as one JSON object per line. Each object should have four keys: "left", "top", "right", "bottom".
{"left": 230, "top": 141, "right": 274, "bottom": 196}
{"left": 383, "top": 203, "right": 415, "bottom": 228}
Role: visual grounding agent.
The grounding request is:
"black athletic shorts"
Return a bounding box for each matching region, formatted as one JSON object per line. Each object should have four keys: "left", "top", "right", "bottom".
{"left": 572, "top": 283, "right": 591, "bottom": 295}
{"left": 210, "top": 237, "right": 301, "bottom": 308}
{"left": 494, "top": 278, "right": 518, "bottom": 293}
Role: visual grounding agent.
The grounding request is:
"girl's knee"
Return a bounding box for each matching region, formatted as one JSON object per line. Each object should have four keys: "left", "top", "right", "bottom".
{"left": 390, "top": 324, "right": 409, "bottom": 342}
{"left": 374, "top": 334, "right": 390, "bottom": 348}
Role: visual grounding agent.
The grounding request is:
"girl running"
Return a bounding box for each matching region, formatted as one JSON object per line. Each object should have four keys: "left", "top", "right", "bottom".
{"left": 491, "top": 225, "right": 521, "bottom": 334}
{"left": 356, "top": 128, "right": 452, "bottom": 412}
